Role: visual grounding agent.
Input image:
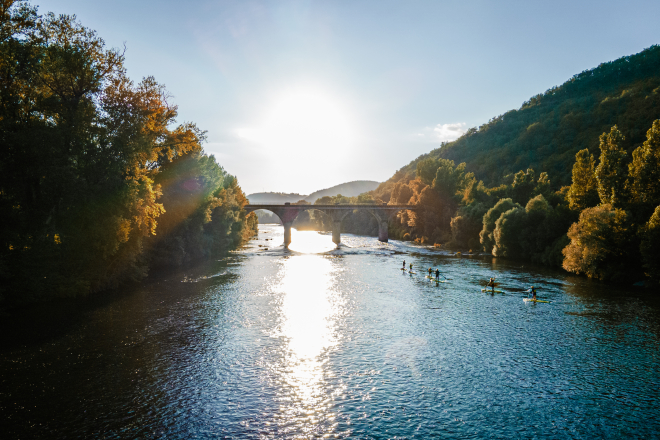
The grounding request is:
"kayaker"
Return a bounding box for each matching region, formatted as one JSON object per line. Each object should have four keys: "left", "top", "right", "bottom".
{"left": 486, "top": 277, "right": 496, "bottom": 293}
{"left": 527, "top": 286, "right": 537, "bottom": 300}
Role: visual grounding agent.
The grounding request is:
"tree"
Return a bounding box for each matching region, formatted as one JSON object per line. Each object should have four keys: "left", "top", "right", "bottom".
{"left": 639, "top": 205, "right": 660, "bottom": 281}
{"left": 562, "top": 204, "right": 638, "bottom": 281}
{"left": 0, "top": 3, "right": 255, "bottom": 305}
{"left": 431, "top": 159, "right": 469, "bottom": 200}
{"left": 567, "top": 149, "right": 599, "bottom": 211}
{"left": 595, "top": 126, "right": 628, "bottom": 206}
{"left": 492, "top": 207, "right": 527, "bottom": 257}
{"left": 479, "top": 198, "right": 521, "bottom": 253}
{"left": 416, "top": 158, "right": 440, "bottom": 185}
{"left": 509, "top": 168, "right": 536, "bottom": 205}
{"left": 628, "top": 119, "right": 660, "bottom": 218}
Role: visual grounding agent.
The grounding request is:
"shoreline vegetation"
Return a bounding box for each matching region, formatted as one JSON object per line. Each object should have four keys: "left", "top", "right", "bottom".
{"left": 0, "top": 2, "right": 257, "bottom": 309}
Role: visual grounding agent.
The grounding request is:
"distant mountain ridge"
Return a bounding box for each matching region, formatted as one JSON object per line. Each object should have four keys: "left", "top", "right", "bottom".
{"left": 247, "top": 180, "right": 380, "bottom": 204}
{"left": 304, "top": 180, "right": 380, "bottom": 203}
{"left": 246, "top": 192, "right": 305, "bottom": 204}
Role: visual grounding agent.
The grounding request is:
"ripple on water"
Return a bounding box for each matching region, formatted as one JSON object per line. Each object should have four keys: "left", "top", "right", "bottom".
{"left": 1, "top": 224, "right": 660, "bottom": 438}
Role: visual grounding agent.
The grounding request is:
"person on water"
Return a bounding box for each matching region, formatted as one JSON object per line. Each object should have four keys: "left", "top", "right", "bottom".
{"left": 528, "top": 286, "right": 537, "bottom": 300}
{"left": 435, "top": 268, "right": 441, "bottom": 280}
{"left": 402, "top": 260, "right": 406, "bottom": 270}
{"left": 428, "top": 267, "right": 433, "bottom": 277}
{"left": 409, "top": 262, "right": 413, "bottom": 272}
{"left": 487, "top": 277, "right": 496, "bottom": 293}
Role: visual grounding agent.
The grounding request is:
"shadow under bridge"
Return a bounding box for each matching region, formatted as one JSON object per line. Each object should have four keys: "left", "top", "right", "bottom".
{"left": 244, "top": 203, "right": 417, "bottom": 247}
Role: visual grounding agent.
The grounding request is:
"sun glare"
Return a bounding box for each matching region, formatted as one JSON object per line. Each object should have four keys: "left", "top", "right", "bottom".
{"left": 237, "top": 87, "right": 355, "bottom": 160}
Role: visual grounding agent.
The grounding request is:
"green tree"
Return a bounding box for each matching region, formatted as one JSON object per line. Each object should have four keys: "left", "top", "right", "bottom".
{"left": 567, "top": 149, "right": 599, "bottom": 211}
{"left": 479, "top": 198, "right": 521, "bottom": 253}
{"left": 416, "top": 158, "right": 441, "bottom": 185}
{"left": 640, "top": 205, "right": 660, "bottom": 281}
{"left": 628, "top": 119, "right": 660, "bottom": 217}
{"left": 509, "top": 168, "right": 536, "bottom": 204}
{"left": 595, "top": 126, "right": 628, "bottom": 206}
{"left": 431, "top": 159, "right": 469, "bottom": 200}
{"left": 492, "top": 207, "right": 527, "bottom": 257}
{"left": 562, "top": 204, "right": 638, "bottom": 281}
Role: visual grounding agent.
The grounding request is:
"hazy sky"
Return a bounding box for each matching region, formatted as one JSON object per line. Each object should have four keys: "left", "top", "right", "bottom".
{"left": 36, "top": 0, "right": 660, "bottom": 195}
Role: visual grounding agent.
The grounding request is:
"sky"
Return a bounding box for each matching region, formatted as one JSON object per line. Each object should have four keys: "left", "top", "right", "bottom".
{"left": 35, "top": 0, "right": 660, "bottom": 195}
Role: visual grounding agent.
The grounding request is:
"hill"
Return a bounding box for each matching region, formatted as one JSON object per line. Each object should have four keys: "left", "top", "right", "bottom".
{"left": 247, "top": 181, "right": 380, "bottom": 205}
{"left": 246, "top": 192, "right": 306, "bottom": 204}
{"left": 304, "top": 180, "right": 380, "bottom": 203}
{"left": 389, "top": 45, "right": 660, "bottom": 188}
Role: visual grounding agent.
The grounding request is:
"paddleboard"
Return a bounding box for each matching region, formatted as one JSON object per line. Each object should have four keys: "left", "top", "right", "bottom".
{"left": 481, "top": 289, "right": 504, "bottom": 293}
{"left": 400, "top": 268, "right": 407, "bottom": 271}
{"left": 523, "top": 298, "right": 549, "bottom": 303}
{"left": 408, "top": 271, "right": 417, "bottom": 275}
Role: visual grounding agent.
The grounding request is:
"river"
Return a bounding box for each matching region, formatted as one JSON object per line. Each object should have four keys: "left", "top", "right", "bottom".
{"left": 1, "top": 224, "right": 659, "bottom": 438}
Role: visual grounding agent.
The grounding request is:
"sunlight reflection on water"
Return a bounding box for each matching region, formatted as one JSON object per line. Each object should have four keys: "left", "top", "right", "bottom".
{"left": 287, "top": 229, "right": 337, "bottom": 253}
{"left": 270, "top": 253, "right": 345, "bottom": 434}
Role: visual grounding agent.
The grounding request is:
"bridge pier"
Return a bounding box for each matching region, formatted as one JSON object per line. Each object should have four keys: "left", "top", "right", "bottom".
{"left": 332, "top": 221, "right": 342, "bottom": 245}
{"left": 283, "top": 221, "right": 293, "bottom": 247}
{"left": 378, "top": 221, "right": 389, "bottom": 243}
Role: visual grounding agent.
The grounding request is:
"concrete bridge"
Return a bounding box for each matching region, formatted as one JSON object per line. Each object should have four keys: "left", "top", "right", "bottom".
{"left": 244, "top": 203, "right": 417, "bottom": 247}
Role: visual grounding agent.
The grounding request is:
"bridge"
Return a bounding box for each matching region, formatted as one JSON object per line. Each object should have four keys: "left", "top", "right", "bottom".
{"left": 244, "top": 203, "right": 417, "bottom": 247}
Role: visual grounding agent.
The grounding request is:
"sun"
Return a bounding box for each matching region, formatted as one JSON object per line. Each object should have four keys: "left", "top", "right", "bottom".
{"left": 237, "top": 86, "right": 356, "bottom": 159}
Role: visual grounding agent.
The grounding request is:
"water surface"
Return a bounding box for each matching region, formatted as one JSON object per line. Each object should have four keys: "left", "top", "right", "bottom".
{"left": 1, "top": 224, "right": 659, "bottom": 438}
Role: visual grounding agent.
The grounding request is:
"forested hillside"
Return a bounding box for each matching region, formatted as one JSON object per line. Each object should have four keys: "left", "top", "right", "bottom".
{"left": 0, "top": 2, "right": 257, "bottom": 307}
{"left": 395, "top": 45, "right": 660, "bottom": 187}
{"left": 364, "top": 46, "right": 660, "bottom": 285}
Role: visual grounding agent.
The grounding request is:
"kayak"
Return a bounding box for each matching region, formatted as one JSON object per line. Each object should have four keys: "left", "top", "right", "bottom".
{"left": 428, "top": 277, "right": 448, "bottom": 283}
{"left": 523, "top": 298, "right": 550, "bottom": 303}
{"left": 482, "top": 289, "right": 504, "bottom": 293}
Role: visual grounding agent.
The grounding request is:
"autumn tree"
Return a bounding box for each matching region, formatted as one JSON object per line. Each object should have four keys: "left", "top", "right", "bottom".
{"left": 562, "top": 204, "right": 638, "bottom": 281}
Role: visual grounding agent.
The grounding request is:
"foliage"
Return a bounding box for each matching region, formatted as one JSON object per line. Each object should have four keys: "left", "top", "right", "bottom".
{"left": 627, "top": 120, "right": 660, "bottom": 218}
{"left": 0, "top": 1, "right": 255, "bottom": 306}
{"left": 491, "top": 195, "right": 575, "bottom": 266}
{"left": 567, "top": 149, "right": 599, "bottom": 211}
{"left": 479, "top": 198, "right": 521, "bottom": 253}
{"left": 430, "top": 159, "right": 470, "bottom": 200}
{"left": 595, "top": 126, "right": 628, "bottom": 206}
{"left": 639, "top": 205, "right": 660, "bottom": 281}
{"left": 510, "top": 168, "right": 536, "bottom": 204}
{"left": 562, "top": 204, "right": 639, "bottom": 281}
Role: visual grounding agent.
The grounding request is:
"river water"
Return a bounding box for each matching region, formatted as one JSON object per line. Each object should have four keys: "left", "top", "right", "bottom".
{"left": 2, "top": 224, "right": 660, "bottom": 439}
